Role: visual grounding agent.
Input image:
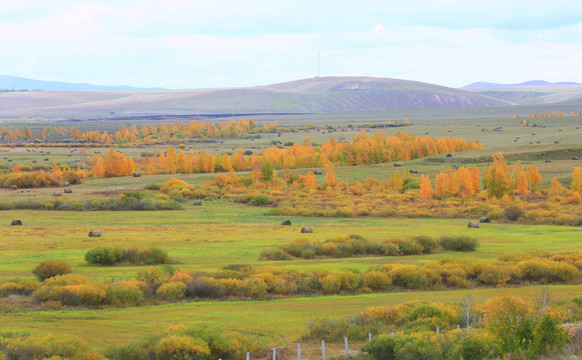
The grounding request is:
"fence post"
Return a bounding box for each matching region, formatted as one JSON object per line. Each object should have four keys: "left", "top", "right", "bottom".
{"left": 369, "top": 333, "right": 372, "bottom": 341}
{"left": 246, "top": 352, "right": 250, "bottom": 360}
{"left": 345, "top": 337, "right": 349, "bottom": 358}
{"left": 273, "top": 348, "right": 276, "bottom": 360}
{"left": 436, "top": 327, "right": 440, "bottom": 334}
{"left": 322, "top": 340, "right": 326, "bottom": 360}
{"left": 297, "top": 343, "right": 301, "bottom": 360}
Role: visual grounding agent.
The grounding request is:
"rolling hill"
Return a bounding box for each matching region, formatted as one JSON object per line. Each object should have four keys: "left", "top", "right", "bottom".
{"left": 463, "top": 82, "right": 582, "bottom": 106}
{"left": 464, "top": 80, "right": 582, "bottom": 88}
{"left": 0, "top": 76, "right": 507, "bottom": 117}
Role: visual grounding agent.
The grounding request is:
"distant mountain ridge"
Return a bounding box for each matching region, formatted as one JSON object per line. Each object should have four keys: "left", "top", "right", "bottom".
{"left": 0, "top": 75, "right": 164, "bottom": 91}
{"left": 464, "top": 80, "right": 582, "bottom": 88}
{"left": 0, "top": 76, "right": 507, "bottom": 117}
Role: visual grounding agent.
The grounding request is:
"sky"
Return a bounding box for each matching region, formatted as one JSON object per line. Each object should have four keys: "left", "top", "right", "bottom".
{"left": 1, "top": 0, "right": 582, "bottom": 89}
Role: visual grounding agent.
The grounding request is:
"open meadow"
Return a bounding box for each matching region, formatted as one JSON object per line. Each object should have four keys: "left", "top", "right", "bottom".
{"left": 2, "top": 111, "right": 582, "bottom": 358}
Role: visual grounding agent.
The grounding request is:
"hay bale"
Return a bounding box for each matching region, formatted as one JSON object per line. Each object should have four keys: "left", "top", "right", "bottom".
{"left": 133, "top": 172, "right": 141, "bottom": 177}
{"left": 313, "top": 170, "right": 323, "bottom": 175}
{"left": 193, "top": 200, "right": 202, "bottom": 206}
{"left": 52, "top": 192, "right": 62, "bottom": 197}
{"left": 394, "top": 162, "right": 402, "bottom": 167}
{"left": 554, "top": 141, "right": 561, "bottom": 144}
{"left": 479, "top": 217, "right": 491, "bottom": 223}
{"left": 64, "top": 182, "right": 70, "bottom": 186}
{"left": 409, "top": 169, "right": 418, "bottom": 174}
{"left": 545, "top": 159, "right": 553, "bottom": 163}
{"left": 573, "top": 156, "right": 579, "bottom": 160}
{"left": 267, "top": 347, "right": 290, "bottom": 360}
{"left": 64, "top": 188, "right": 73, "bottom": 194}
{"left": 11, "top": 219, "right": 22, "bottom": 226}
{"left": 446, "top": 153, "right": 453, "bottom": 158}
{"left": 467, "top": 222, "right": 480, "bottom": 228}
{"left": 281, "top": 219, "right": 292, "bottom": 226}
{"left": 301, "top": 226, "right": 313, "bottom": 233}
{"left": 88, "top": 231, "right": 101, "bottom": 237}
{"left": 10, "top": 185, "right": 17, "bottom": 190}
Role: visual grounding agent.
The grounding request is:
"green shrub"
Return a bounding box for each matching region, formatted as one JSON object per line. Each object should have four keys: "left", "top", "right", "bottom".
{"left": 250, "top": 195, "right": 272, "bottom": 206}
{"left": 187, "top": 277, "right": 227, "bottom": 299}
{"left": 144, "top": 183, "right": 162, "bottom": 190}
{"left": 106, "top": 281, "right": 145, "bottom": 306}
{"left": 412, "top": 236, "right": 438, "bottom": 254}
{"left": 504, "top": 205, "right": 525, "bottom": 221}
{"left": 259, "top": 247, "right": 292, "bottom": 261}
{"left": 85, "top": 247, "right": 169, "bottom": 266}
{"left": 363, "top": 334, "right": 398, "bottom": 360}
{"left": 389, "top": 266, "right": 441, "bottom": 289}
{"left": 439, "top": 236, "right": 479, "bottom": 252}
{"left": 32, "top": 260, "right": 72, "bottom": 281}
{"left": 85, "top": 247, "right": 123, "bottom": 265}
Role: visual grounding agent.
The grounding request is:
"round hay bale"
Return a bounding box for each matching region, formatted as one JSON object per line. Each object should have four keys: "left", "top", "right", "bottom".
{"left": 394, "top": 162, "right": 402, "bottom": 167}
{"left": 52, "top": 192, "right": 62, "bottom": 197}
{"left": 446, "top": 153, "right": 453, "bottom": 158}
{"left": 64, "top": 188, "right": 73, "bottom": 194}
{"left": 554, "top": 141, "right": 561, "bottom": 144}
{"left": 281, "top": 219, "right": 292, "bottom": 226}
{"left": 313, "top": 170, "right": 323, "bottom": 175}
{"left": 479, "top": 217, "right": 491, "bottom": 223}
{"left": 193, "top": 200, "right": 202, "bottom": 206}
{"left": 467, "top": 222, "right": 480, "bottom": 228}
{"left": 11, "top": 219, "right": 22, "bottom": 226}
{"left": 267, "top": 347, "right": 290, "bottom": 360}
{"left": 573, "top": 156, "right": 579, "bottom": 160}
{"left": 10, "top": 185, "right": 17, "bottom": 190}
{"left": 301, "top": 226, "right": 313, "bottom": 233}
{"left": 88, "top": 231, "right": 101, "bottom": 237}
{"left": 409, "top": 169, "right": 418, "bottom": 174}
{"left": 545, "top": 159, "right": 553, "bottom": 163}
{"left": 133, "top": 172, "right": 141, "bottom": 177}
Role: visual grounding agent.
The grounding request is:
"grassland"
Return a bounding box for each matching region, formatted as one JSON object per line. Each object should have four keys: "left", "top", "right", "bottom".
{"left": 2, "top": 113, "right": 582, "bottom": 355}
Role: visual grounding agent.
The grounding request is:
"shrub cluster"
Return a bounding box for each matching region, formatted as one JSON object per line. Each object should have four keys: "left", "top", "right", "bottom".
{"left": 0, "top": 192, "right": 182, "bottom": 211}
{"left": 85, "top": 247, "right": 169, "bottom": 266}
{"left": 0, "top": 332, "right": 105, "bottom": 360}
{"left": 105, "top": 325, "right": 268, "bottom": 360}
{"left": 5, "top": 253, "right": 582, "bottom": 309}
{"left": 0, "top": 170, "right": 82, "bottom": 188}
{"left": 261, "top": 235, "right": 478, "bottom": 260}
{"left": 305, "top": 294, "right": 570, "bottom": 360}
{"left": 32, "top": 259, "right": 72, "bottom": 281}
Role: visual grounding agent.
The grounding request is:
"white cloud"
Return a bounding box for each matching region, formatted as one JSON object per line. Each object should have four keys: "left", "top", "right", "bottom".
{"left": 0, "top": 0, "right": 581, "bottom": 88}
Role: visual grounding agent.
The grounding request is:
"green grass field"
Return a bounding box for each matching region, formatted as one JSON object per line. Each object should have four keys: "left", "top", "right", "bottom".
{"left": 2, "top": 115, "right": 582, "bottom": 353}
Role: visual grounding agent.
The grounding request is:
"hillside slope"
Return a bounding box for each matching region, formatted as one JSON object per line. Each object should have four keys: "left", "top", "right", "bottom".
{"left": 464, "top": 84, "right": 582, "bottom": 105}
{"left": 0, "top": 76, "right": 507, "bottom": 117}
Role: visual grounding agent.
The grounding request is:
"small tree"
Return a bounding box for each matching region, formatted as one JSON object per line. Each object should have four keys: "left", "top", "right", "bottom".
{"left": 33, "top": 260, "right": 72, "bottom": 281}
{"left": 461, "top": 295, "right": 478, "bottom": 337}
{"left": 389, "top": 172, "right": 403, "bottom": 193}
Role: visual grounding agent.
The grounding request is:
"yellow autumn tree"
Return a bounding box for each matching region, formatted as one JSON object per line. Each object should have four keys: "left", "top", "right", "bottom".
{"left": 419, "top": 175, "right": 433, "bottom": 199}
{"left": 325, "top": 163, "right": 337, "bottom": 187}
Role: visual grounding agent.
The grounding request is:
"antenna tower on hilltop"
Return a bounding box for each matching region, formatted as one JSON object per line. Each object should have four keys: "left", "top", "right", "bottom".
{"left": 316, "top": 51, "right": 320, "bottom": 78}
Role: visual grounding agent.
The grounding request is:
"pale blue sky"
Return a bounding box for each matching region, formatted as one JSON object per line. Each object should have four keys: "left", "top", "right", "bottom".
{"left": 1, "top": 0, "right": 581, "bottom": 89}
